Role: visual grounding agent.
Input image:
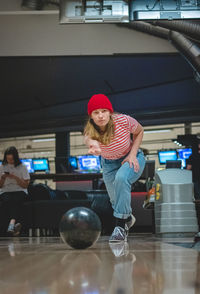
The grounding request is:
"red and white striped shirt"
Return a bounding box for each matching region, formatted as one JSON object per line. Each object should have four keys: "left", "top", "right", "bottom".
{"left": 99, "top": 113, "right": 138, "bottom": 159}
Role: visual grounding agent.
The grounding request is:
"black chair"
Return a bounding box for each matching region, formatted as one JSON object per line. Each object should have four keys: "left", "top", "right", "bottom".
{"left": 87, "top": 190, "right": 115, "bottom": 234}
{"left": 26, "top": 185, "right": 93, "bottom": 236}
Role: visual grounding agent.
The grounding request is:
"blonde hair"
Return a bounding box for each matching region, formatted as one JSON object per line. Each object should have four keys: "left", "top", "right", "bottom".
{"left": 84, "top": 115, "right": 115, "bottom": 145}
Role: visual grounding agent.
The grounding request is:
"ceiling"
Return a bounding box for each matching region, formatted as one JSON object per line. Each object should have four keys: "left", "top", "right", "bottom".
{"left": 0, "top": 53, "right": 200, "bottom": 138}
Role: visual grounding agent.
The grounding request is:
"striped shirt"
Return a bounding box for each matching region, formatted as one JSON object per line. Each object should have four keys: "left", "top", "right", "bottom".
{"left": 99, "top": 113, "right": 138, "bottom": 159}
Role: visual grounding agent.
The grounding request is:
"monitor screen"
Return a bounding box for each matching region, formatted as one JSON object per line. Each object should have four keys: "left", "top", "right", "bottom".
{"left": 0, "top": 160, "right": 2, "bottom": 165}
{"left": 177, "top": 148, "right": 192, "bottom": 168}
{"left": 32, "top": 158, "right": 49, "bottom": 172}
{"left": 158, "top": 150, "right": 177, "bottom": 164}
{"left": 69, "top": 156, "right": 78, "bottom": 170}
{"left": 21, "top": 159, "right": 34, "bottom": 173}
{"left": 77, "top": 155, "right": 101, "bottom": 172}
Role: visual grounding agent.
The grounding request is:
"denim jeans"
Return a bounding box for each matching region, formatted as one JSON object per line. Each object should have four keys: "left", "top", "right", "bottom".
{"left": 101, "top": 150, "right": 146, "bottom": 219}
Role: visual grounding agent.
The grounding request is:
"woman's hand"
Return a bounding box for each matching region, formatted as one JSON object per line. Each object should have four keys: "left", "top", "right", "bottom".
{"left": 84, "top": 136, "right": 101, "bottom": 156}
{"left": 121, "top": 154, "right": 140, "bottom": 172}
{"left": 1, "top": 174, "right": 8, "bottom": 180}
{"left": 6, "top": 174, "right": 29, "bottom": 188}
{"left": 88, "top": 145, "right": 101, "bottom": 156}
{"left": 7, "top": 173, "right": 17, "bottom": 180}
{"left": 88, "top": 140, "right": 101, "bottom": 156}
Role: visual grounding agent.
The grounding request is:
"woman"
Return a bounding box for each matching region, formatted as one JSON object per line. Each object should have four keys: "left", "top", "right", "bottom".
{"left": 84, "top": 94, "right": 145, "bottom": 242}
{"left": 0, "top": 146, "right": 30, "bottom": 236}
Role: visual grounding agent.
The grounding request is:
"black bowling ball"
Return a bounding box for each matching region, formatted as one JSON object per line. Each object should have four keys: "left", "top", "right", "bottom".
{"left": 59, "top": 207, "right": 102, "bottom": 249}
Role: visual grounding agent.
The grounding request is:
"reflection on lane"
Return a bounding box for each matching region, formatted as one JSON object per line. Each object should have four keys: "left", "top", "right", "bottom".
{"left": 0, "top": 237, "right": 199, "bottom": 294}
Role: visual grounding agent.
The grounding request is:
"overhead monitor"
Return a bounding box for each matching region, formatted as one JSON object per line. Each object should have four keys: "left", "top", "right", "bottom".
{"left": 77, "top": 155, "right": 101, "bottom": 172}
{"left": 60, "top": 0, "right": 129, "bottom": 23}
{"left": 158, "top": 150, "right": 177, "bottom": 164}
{"left": 177, "top": 148, "right": 192, "bottom": 168}
{"left": 32, "top": 158, "right": 50, "bottom": 172}
{"left": 129, "top": 0, "right": 200, "bottom": 20}
{"left": 21, "top": 158, "right": 34, "bottom": 173}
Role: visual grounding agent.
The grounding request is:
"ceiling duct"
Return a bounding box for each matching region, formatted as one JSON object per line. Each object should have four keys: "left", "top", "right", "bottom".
{"left": 118, "top": 21, "right": 169, "bottom": 39}
{"left": 152, "top": 20, "right": 200, "bottom": 42}
{"left": 118, "top": 21, "right": 200, "bottom": 84}
{"left": 21, "top": 0, "right": 59, "bottom": 10}
{"left": 169, "top": 31, "right": 200, "bottom": 82}
{"left": 21, "top": 0, "right": 44, "bottom": 10}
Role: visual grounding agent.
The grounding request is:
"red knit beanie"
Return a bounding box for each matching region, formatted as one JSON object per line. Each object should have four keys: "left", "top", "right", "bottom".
{"left": 87, "top": 94, "right": 113, "bottom": 115}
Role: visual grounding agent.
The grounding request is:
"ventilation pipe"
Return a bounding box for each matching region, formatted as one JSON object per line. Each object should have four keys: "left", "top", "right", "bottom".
{"left": 118, "top": 21, "right": 169, "bottom": 40}
{"left": 21, "top": 0, "right": 59, "bottom": 10}
{"left": 169, "top": 31, "right": 200, "bottom": 83}
{"left": 118, "top": 21, "right": 200, "bottom": 84}
{"left": 152, "top": 20, "right": 200, "bottom": 43}
{"left": 21, "top": 0, "right": 44, "bottom": 10}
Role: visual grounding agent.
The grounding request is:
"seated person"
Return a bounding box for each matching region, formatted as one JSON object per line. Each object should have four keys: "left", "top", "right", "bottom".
{"left": 186, "top": 142, "right": 200, "bottom": 200}
{"left": 0, "top": 146, "right": 30, "bottom": 236}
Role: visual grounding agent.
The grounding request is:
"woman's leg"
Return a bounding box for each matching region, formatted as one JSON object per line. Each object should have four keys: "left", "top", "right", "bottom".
{"left": 102, "top": 151, "right": 146, "bottom": 219}
{"left": 108, "top": 151, "right": 145, "bottom": 242}
{"left": 102, "top": 158, "right": 121, "bottom": 209}
{"left": 0, "top": 193, "right": 13, "bottom": 229}
{"left": 7, "top": 191, "right": 27, "bottom": 222}
{"left": 0, "top": 193, "right": 10, "bottom": 233}
{"left": 1, "top": 191, "right": 27, "bottom": 234}
{"left": 113, "top": 151, "right": 146, "bottom": 219}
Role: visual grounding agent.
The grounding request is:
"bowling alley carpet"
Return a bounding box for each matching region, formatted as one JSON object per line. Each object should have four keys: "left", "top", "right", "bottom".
{"left": 0, "top": 234, "right": 200, "bottom": 294}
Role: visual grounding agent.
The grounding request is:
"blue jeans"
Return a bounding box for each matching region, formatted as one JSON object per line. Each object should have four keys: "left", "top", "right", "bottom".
{"left": 101, "top": 150, "right": 146, "bottom": 219}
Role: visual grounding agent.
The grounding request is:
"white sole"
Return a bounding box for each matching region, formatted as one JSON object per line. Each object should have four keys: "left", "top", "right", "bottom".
{"left": 109, "top": 237, "right": 127, "bottom": 243}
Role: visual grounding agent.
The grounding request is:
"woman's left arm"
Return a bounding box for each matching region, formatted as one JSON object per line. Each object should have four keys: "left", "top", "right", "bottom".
{"left": 122, "top": 123, "right": 144, "bottom": 171}
{"left": 7, "top": 174, "right": 30, "bottom": 188}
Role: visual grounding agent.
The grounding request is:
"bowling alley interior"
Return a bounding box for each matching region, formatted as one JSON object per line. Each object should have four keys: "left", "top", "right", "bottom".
{"left": 0, "top": 1, "right": 200, "bottom": 293}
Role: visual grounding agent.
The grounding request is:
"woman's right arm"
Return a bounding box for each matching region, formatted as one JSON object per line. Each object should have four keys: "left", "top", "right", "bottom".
{"left": 0, "top": 174, "right": 7, "bottom": 188}
{"left": 84, "top": 136, "right": 101, "bottom": 156}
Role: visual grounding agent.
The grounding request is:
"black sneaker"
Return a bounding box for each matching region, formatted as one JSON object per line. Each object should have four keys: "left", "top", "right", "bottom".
{"left": 126, "top": 214, "right": 136, "bottom": 230}
{"left": 125, "top": 214, "right": 135, "bottom": 235}
{"left": 13, "top": 223, "right": 22, "bottom": 237}
{"left": 109, "top": 226, "right": 127, "bottom": 243}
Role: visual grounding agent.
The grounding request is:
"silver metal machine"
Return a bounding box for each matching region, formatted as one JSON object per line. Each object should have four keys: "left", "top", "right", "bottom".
{"left": 155, "top": 169, "right": 198, "bottom": 237}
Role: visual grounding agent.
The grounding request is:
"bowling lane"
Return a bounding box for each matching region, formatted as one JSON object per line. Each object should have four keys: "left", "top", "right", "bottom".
{"left": 0, "top": 235, "right": 199, "bottom": 294}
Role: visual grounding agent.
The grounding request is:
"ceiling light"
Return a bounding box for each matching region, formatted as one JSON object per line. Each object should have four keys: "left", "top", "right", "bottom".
{"left": 32, "top": 138, "right": 55, "bottom": 142}
{"left": 173, "top": 139, "right": 183, "bottom": 146}
{"left": 144, "top": 129, "right": 172, "bottom": 134}
{"left": 82, "top": 282, "right": 89, "bottom": 288}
